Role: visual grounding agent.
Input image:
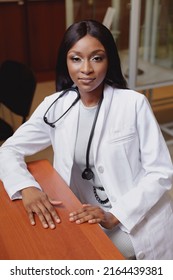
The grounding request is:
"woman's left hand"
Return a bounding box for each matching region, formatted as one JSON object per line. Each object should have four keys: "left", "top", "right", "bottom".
{"left": 69, "top": 204, "right": 119, "bottom": 229}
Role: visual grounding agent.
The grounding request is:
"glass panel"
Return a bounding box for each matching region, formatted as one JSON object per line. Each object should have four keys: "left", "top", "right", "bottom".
{"left": 136, "top": 0, "right": 173, "bottom": 89}
{"left": 66, "top": 0, "right": 173, "bottom": 90}
{"left": 74, "top": 0, "right": 130, "bottom": 47}
{"left": 67, "top": 0, "right": 130, "bottom": 47}
{"left": 65, "top": 0, "right": 131, "bottom": 78}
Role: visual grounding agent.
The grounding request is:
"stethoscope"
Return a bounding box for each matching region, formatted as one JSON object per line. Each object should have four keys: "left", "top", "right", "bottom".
{"left": 43, "top": 87, "right": 103, "bottom": 181}
{"left": 43, "top": 87, "right": 80, "bottom": 128}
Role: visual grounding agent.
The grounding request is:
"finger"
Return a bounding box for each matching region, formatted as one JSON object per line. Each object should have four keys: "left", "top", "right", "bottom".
{"left": 27, "top": 205, "right": 49, "bottom": 228}
{"left": 44, "top": 199, "right": 61, "bottom": 224}
{"left": 75, "top": 215, "right": 93, "bottom": 224}
{"left": 82, "top": 204, "right": 91, "bottom": 207}
{"left": 69, "top": 209, "right": 85, "bottom": 222}
{"left": 75, "top": 213, "right": 97, "bottom": 224}
{"left": 38, "top": 201, "right": 59, "bottom": 229}
{"left": 69, "top": 206, "right": 95, "bottom": 222}
{"left": 33, "top": 205, "right": 50, "bottom": 229}
{"left": 69, "top": 205, "right": 89, "bottom": 218}
{"left": 28, "top": 210, "right": 36, "bottom": 226}
{"left": 69, "top": 211, "right": 77, "bottom": 220}
{"left": 49, "top": 199, "right": 62, "bottom": 206}
{"left": 88, "top": 217, "right": 102, "bottom": 224}
{"left": 27, "top": 200, "right": 53, "bottom": 229}
{"left": 69, "top": 203, "right": 104, "bottom": 225}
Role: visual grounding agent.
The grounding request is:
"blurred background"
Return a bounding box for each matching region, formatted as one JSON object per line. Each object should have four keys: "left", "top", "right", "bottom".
{"left": 0, "top": 0, "right": 173, "bottom": 161}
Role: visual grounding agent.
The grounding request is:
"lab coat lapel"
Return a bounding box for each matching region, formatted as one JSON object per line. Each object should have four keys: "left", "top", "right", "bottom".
{"left": 93, "top": 85, "right": 114, "bottom": 160}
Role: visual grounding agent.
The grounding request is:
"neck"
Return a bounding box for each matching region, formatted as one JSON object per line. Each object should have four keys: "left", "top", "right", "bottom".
{"left": 79, "top": 86, "right": 104, "bottom": 107}
{"left": 80, "top": 98, "right": 100, "bottom": 107}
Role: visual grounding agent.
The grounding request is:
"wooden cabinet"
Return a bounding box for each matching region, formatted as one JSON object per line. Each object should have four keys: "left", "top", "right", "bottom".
{"left": 0, "top": 0, "right": 65, "bottom": 75}
{"left": 0, "top": 1, "right": 28, "bottom": 63}
{"left": 73, "top": 0, "right": 112, "bottom": 23}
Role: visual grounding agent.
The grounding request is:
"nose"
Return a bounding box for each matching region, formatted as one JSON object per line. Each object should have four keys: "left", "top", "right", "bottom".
{"left": 80, "top": 60, "right": 93, "bottom": 74}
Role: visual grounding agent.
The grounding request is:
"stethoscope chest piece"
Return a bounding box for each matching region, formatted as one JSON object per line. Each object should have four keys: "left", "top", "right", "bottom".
{"left": 82, "top": 168, "right": 94, "bottom": 180}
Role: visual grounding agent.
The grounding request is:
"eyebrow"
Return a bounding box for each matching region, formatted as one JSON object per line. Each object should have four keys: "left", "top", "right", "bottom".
{"left": 68, "top": 49, "right": 106, "bottom": 55}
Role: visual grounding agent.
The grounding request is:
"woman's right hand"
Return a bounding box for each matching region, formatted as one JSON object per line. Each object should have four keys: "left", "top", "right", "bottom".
{"left": 21, "top": 187, "right": 62, "bottom": 229}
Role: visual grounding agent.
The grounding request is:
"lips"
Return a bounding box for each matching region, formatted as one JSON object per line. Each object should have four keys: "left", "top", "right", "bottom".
{"left": 78, "top": 78, "right": 95, "bottom": 84}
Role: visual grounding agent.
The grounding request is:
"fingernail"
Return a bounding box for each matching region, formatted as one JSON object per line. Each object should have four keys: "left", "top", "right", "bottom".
{"left": 50, "top": 224, "right": 55, "bottom": 229}
{"left": 43, "top": 224, "right": 49, "bottom": 229}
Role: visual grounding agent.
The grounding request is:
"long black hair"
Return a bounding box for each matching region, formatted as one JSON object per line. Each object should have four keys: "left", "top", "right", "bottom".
{"left": 56, "top": 20, "right": 127, "bottom": 91}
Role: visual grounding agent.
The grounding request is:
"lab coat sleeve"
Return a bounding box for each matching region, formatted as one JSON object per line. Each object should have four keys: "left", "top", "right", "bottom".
{"left": 0, "top": 97, "right": 52, "bottom": 200}
{"left": 109, "top": 96, "right": 173, "bottom": 232}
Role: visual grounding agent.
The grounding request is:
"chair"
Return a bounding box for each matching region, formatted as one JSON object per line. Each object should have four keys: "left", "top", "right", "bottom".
{"left": 0, "top": 60, "right": 36, "bottom": 141}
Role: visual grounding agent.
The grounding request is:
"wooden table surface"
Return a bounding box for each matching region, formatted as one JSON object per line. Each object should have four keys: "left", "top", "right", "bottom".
{"left": 0, "top": 159, "right": 124, "bottom": 260}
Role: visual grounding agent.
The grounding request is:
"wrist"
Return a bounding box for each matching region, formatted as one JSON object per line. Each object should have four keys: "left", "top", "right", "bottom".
{"left": 100, "top": 212, "right": 119, "bottom": 229}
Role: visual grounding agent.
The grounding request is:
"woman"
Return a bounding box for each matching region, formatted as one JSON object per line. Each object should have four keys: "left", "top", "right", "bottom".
{"left": 0, "top": 20, "right": 173, "bottom": 260}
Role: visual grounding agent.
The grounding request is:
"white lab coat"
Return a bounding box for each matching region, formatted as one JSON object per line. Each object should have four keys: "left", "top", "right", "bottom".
{"left": 0, "top": 84, "right": 173, "bottom": 259}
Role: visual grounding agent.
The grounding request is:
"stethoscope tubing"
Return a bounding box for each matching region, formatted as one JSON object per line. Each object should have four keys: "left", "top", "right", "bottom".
{"left": 43, "top": 87, "right": 103, "bottom": 180}
{"left": 85, "top": 96, "right": 103, "bottom": 169}
{"left": 43, "top": 87, "right": 80, "bottom": 128}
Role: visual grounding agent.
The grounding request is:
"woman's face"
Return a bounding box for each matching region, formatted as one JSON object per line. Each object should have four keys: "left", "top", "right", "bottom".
{"left": 67, "top": 35, "right": 108, "bottom": 98}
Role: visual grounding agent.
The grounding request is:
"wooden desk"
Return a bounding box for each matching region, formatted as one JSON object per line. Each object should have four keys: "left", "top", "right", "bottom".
{"left": 0, "top": 160, "right": 124, "bottom": 260}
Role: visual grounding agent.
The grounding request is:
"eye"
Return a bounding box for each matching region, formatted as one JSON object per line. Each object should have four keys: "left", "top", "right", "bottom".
{"left": 70, "top": 56, "right": 81, "bottom": 62}
{"left": 91, "top": 55, "right": 103, "bottom": 62}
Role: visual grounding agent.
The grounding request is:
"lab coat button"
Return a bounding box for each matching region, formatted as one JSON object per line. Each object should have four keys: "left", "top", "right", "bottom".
{"left": 137, "top": 251, "right": 145, "bottom": 259}
{"left": 98, "top": 166, "right": 104, "bottom": 173}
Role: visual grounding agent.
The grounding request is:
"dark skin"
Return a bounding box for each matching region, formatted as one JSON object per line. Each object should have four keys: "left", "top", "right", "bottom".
{"left": 21, "top": 35, "right": 120, "bottom": 230}
{"left": 21, "top": 187, "right": 62, "bottom": 229}
{"left": 21, "top": 187, "right": 119, "bottom": 229}
{"left": 69, "top": 204, "right": 119, "bottom": 229}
